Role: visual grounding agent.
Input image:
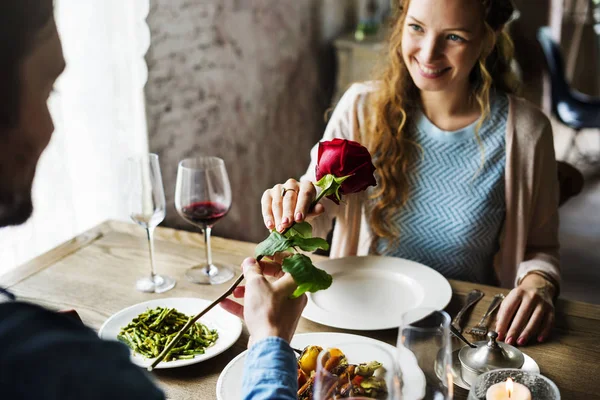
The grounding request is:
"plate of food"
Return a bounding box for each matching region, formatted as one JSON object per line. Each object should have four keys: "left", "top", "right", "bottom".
{"left": 98, "top": 297, "right": 242, "bottom": 369}
{"left": 216, "top": 332, "right": 399, "bottom": 400}
{"left": 302, "top": 256, "right": 452, "bottom": 330}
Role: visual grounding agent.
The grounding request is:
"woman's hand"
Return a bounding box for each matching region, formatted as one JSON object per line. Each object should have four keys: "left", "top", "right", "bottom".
{"left": 261, "top": 178, "right": 324, "bottom": 233}
{"left": 495, "top": 274, "right": 556, "bottom": 346}
{"left": 220, "top": 256, "right": 307, "bottom": 346}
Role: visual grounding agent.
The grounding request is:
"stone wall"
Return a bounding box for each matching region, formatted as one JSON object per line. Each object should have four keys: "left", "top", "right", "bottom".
{"left": 145, "top": 0, "right": 355, "bottom": 242}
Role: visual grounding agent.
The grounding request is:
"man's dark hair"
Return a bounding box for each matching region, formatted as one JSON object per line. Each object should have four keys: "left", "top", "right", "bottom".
{"left": 0, "top": 0, "right": 54, "bottom": 129}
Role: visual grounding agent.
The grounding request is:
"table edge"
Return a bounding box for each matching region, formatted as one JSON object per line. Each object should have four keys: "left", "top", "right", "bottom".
{"left": 2, "top": 220, "right": 600, "bottom": 321}
{"left": 0, "top": 221, "right": 111, "bottom": 287}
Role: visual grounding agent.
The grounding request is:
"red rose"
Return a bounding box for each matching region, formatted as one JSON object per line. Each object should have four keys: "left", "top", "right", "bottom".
{"left": 315, "top": 139, "right": 376, "bottom": 203}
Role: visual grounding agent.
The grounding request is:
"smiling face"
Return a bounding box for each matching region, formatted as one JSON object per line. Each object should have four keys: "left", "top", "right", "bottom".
{"left": 0, "top": 17, "right": 65, "bottom": 226}
{"left": 401, "top": 0, "right": 486, "bottom": 95}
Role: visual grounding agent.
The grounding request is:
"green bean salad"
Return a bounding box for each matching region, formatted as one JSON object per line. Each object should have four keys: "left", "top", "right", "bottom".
{"left": 117, "top": 306, "right": 218, "bottom": 361}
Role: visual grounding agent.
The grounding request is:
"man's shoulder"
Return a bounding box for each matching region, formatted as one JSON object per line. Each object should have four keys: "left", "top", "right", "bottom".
{"left": 0, "top": 287, "right": 15, "bottom": 303}
{"left": 0, "top": 302, "right": 166, "bottom": 400}
{"left": 0, "top": 301, "right": 96, "bottom": 341}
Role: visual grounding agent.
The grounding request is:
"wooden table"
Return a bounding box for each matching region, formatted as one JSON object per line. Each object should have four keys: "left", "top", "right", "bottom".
{"left": 2, "top": 220, "right": 600, "bottom": 400}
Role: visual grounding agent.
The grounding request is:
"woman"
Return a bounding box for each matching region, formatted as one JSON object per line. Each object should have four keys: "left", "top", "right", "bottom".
{"left": 262, "top": 0, "right": 559, "bottom": 346}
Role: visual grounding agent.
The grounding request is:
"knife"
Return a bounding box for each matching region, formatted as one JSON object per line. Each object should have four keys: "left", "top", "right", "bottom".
{"left": 452, "top": 289, "right": 484, "bottom": 333}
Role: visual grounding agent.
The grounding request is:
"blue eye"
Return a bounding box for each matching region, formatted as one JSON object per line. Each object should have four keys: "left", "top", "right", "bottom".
{"left": 447, "top": 34, "right": 465, "bottom": 42}
{"left": 408, "top": 24, "right": 423, "bottom": 32}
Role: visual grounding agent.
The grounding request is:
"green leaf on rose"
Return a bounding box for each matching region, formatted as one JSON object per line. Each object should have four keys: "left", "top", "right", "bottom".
{"left": 254, "top": 231, "right": 293, "bottom": 257}
{"left": 282, "top": 253, "right": 333, "bottom": 298}
{"left": 314, "top": 174, "right": 335, "bottom": 193}
{"left": 291, "top": 236, "right": 329, "bottom": 252}
{"left": 285, "top": 221, "right": 313, "bottom": 238}
{"left": 314, "top": 173, "right": 351, "bottom": 202}
{"left": 283, "top": 221, "right": 328, "bottom": 251}
{"left": 255, "top": 222, "right": 328, "bottom": 258}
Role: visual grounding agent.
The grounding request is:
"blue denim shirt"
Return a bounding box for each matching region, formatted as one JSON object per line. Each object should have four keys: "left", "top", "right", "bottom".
{"left": 242, "top": 337, "right": 297, "bottom": 400}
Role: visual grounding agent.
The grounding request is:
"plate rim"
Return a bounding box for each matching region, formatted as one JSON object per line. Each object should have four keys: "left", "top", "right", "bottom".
{"left": 302, "top": 255, "right": 452, "bottom": 330}
{"left": 216, "top": 331, "right": 397, "bottom": 400}
{"left": 98, "top": 297, "right": 242, "bottom": 369}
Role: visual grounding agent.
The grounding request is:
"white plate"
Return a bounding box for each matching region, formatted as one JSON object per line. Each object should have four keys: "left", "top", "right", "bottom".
{"left": 98, "top": 297, "right": 242, "bottom": 369}
{"left": 302, "top": 256, "right": 452, "bottom": 330}
{"left": 216, "top": 332, "right": 398, "bottom": 400}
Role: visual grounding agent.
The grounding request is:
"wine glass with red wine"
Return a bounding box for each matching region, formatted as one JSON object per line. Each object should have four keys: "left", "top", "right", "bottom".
{"left": 175, "top": 156, "right": 235, "bottom": 284}
{"left": 128, "top": 154, "right": 176, "bottom": 293}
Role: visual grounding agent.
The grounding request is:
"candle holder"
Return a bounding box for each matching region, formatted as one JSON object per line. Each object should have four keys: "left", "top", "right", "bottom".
{"left": 467, "top": 369, "right": 560, "bottom": 400}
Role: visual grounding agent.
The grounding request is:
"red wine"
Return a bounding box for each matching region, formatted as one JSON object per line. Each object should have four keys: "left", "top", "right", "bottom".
{"left": 180, "top": 201, "right": 229, "bottom": 226}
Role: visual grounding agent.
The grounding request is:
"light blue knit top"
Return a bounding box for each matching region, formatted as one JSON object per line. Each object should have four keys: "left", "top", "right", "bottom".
{"left": 373, "top": 95, "right": 508, "bottom": 284}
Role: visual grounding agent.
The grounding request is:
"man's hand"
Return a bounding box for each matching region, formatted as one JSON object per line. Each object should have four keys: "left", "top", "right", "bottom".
{"left": 495, "top": 273, "right": 556, "bottom": 346}
{"left": 221, "top": 257, "right": 307, "bottom": 345}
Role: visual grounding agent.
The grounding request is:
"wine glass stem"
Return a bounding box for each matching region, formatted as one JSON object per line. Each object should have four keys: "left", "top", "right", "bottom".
{"left": 203, "top": 225, "right": 213, "bottom": 273}
{"left": 146, "top": 226, "right": 157, "bottom": 281}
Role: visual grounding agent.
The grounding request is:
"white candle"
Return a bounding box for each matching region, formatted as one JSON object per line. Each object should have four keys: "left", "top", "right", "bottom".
{"left": 486, "top": 378, "right": 532, "bottom": 400}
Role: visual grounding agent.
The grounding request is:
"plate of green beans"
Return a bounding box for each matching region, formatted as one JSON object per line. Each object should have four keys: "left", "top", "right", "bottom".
{"left": 99, "top": 298, "right": 243, "bottom": 369}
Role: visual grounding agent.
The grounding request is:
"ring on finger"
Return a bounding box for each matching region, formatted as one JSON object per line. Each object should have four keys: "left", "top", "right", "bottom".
{"left": 281, "top": 187, "right": 298, "bottom": 197}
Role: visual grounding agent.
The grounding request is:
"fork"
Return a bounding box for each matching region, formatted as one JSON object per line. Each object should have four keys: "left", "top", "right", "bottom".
{"left": 466, "top": 293, "right": 505, "bottom": 339}
{"left": 452, "top": 289, "right": 484, "bottom": 333}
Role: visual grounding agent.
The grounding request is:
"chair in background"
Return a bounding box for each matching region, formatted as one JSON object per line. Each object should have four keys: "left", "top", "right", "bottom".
{"left": 537, "top": 27, "right": 600, "bottom": 166}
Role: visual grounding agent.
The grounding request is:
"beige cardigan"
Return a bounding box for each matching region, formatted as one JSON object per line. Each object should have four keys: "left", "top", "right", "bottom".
{"left": 301, "top": 83, "right": 560, "bottom": 289}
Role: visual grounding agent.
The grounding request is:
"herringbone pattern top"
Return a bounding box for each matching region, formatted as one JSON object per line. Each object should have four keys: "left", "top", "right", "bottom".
{"left": 373, "top": 95, "right": 508, "bottom": 284}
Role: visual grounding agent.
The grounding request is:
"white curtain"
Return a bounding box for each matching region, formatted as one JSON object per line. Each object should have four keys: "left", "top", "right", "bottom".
{"left": 0, "top": 0, "right": 151, "bottom": 274}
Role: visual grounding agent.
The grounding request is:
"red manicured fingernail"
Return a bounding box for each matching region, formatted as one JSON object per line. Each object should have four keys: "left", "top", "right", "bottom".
{"left": 506, "top": 336, "right": 514, "bottom": 345}
{"left": 295, "top": 212, "right": 303, "bottom": 221}
{"left": 517, "top": 337, "right": 526, "bottom": 346}
{"left": 538, "top": 335, "right": 545, "bottom": 343}
{"left": 266, "top": 220, "right": 274, "bottom": 229}
{"left": 282, "top": 217, "right": 289, "bottom": 225}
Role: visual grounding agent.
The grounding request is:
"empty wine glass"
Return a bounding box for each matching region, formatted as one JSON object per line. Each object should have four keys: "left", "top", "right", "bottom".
{"left": 397, "top": 309, "right": 453, "bottom": 400}
{"left": 312, "top": 342, "right": 401, "bottom": 400}
{"left": 127, "top": 154, "right": 176, "bottom": 293}
{"left": 175, "top": 156, "right": 235, "bottom": 284}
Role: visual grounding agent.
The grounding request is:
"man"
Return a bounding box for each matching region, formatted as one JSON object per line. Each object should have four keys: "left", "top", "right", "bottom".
{"left": 0, "top": 1, "right": 304, "bottom": 399}
{"left": 0, "top": 2, "right": 164, "bottom": 397}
